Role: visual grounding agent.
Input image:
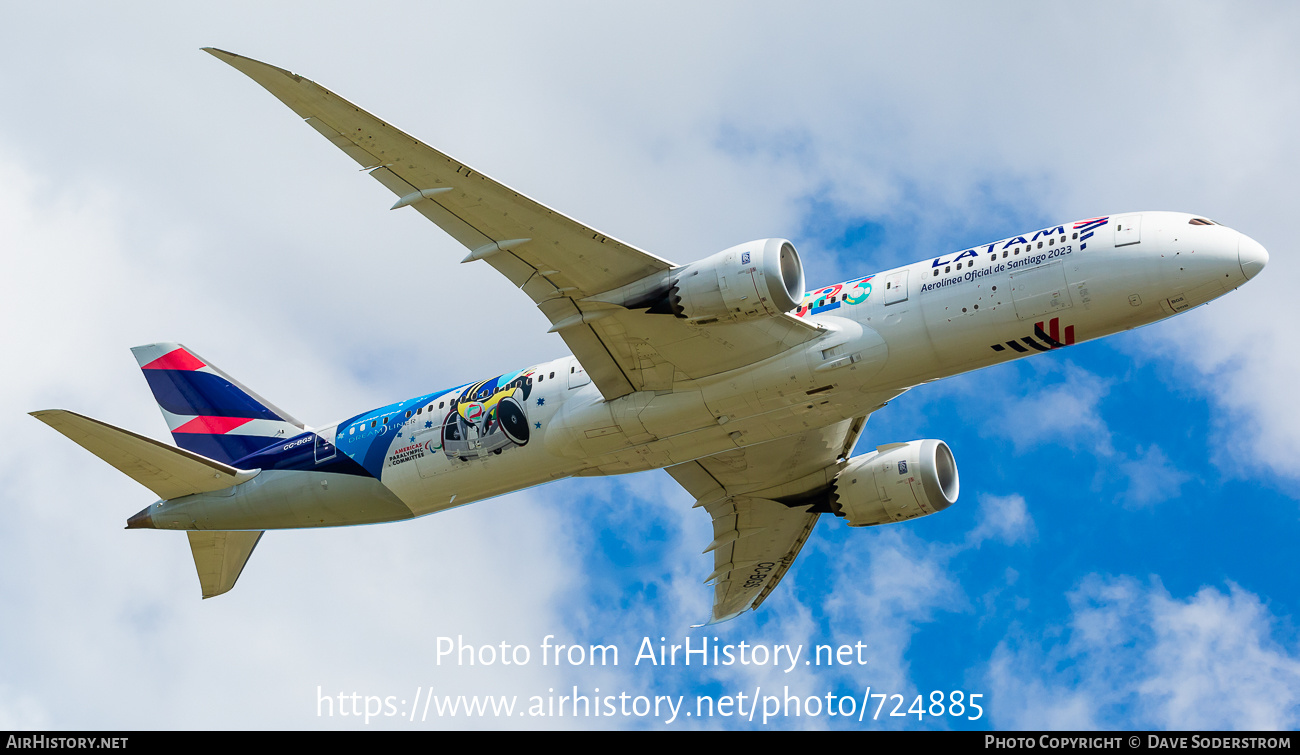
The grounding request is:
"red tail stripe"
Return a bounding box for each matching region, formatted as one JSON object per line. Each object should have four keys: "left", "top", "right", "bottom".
{"left": 1049, "top": 317, "right": 1060, "bottom": 342}
{"left": 1065, "top": 325, "right": 1075, "bottom": 345}
{"left": 142, "top": 348, "right": 206, "bottom": 371}
{"left": 172, "top": 416, "right": 254, "bottom": 434}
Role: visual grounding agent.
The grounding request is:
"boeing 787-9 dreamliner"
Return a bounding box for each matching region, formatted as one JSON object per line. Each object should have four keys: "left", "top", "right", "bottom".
{"left": 32, "top": 50, "right": 1269, "bottom": 624}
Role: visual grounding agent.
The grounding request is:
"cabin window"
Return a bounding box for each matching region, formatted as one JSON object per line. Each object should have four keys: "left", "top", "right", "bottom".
{"left": 1072, "top": 232, "right": 1078, "bottom": 239}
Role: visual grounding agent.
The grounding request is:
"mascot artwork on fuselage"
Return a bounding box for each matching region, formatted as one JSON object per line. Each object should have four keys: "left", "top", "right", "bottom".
{"left": 440, "top": 369, "right": 535, "bottom": 461}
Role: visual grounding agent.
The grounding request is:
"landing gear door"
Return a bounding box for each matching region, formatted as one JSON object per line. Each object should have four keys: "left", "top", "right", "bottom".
{"left": 1115, "top": 214, "right": 1142, "bottom": 247}
{"left": 884, "top": 270, "right": 909, "bottom": 305}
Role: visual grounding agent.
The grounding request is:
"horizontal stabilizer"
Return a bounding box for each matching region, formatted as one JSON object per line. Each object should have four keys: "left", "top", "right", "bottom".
{"left": 188, "top": 530, "right": 264, "bottom": 598}
{"left": 30, "top": 410, "right": 259, "bottom": 501}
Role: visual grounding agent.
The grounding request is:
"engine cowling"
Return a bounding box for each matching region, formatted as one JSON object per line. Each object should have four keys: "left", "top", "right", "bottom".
{"left": 831, "top": 440, "right": 959, "bottom": 527}
{"left": 666, "top": 238, "right": 805, "bottom": 323}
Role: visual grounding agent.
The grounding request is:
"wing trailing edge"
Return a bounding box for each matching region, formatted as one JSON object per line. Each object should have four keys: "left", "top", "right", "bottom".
{"left": 205, "top": 49, "right": 826, "bottom": 403}
{"left": 668, "top": 415, "right": 877, "bottom": 624}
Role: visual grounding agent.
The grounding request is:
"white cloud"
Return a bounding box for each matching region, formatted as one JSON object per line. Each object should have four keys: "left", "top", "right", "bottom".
{"left": 932, "top": 361, "right": 1118, "bottom": 459}
{"left": 985, "top": 576, "right": 1300, "bottom": 730}
{"left": 967, "top": 494, "right": 1037, "bottom": 547}
{"left": 1139, "top": 583, "right": 1300, "bottom": 730}
{"left": 1118, "top": 445, "right": 1191, "bottom": 508}
{"left": 0, "top": 686, "right": 51, "bottom": 731}
{"left": 1126, "top": 299, "right": 1300, "bottom": 486}
{"left": 818, "top": 529, "right": 968, "bottom": 696}
{"left": 988, "top": 365, "right": 1113, "bottom": 456}
{"left": 984, "top": 645, "right": 1099, "bottom": 730}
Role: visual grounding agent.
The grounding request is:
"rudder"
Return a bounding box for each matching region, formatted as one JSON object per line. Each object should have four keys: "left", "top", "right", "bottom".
{"left": 188, "top": 530, "right": 264, "bottom": 599}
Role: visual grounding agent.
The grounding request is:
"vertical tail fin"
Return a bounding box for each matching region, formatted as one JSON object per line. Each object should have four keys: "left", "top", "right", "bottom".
{"left": 132, "top": 343, "right": 305, "bottom": 465}
{"left": 188, "top": 530, "right": 264, "bottom": 599}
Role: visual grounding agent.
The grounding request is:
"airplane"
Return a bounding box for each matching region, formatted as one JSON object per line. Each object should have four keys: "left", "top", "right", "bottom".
{"left": 32, "top": 49, "right": 1270, "bottom": 624}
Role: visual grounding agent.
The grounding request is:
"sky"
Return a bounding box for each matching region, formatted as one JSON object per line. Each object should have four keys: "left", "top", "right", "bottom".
{"left": 2, "top": 1, "right": 1298, "bottom": 731}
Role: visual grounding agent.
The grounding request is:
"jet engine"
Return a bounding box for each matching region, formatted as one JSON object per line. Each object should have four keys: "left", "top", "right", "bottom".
{"left": 642, "top": 238, "right": 805, "bottom": 324}
{"left": 831, "top": 440, "right": 959, "bottom": 527}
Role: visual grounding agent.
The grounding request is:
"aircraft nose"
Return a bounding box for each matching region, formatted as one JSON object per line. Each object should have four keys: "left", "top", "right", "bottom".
{"left": 1239, "top": 233, "right": 1269, "bottom": 281}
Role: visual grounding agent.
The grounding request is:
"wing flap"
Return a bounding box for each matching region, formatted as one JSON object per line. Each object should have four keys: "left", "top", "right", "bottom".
{"left": 668, "top": 415, "right": 875, "bottom": 623}
{"left": 31, "top": 410, "right": 258, "bottom": 501}
{"left": 587, "top": 310, "right": 821, "bottom": 390}
{"left": 703, "top": 496, "right": 820, "bottom": 623}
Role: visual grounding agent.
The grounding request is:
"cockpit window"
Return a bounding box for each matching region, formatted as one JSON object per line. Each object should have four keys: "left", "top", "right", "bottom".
{"left": 1189, "top": 218, "right": 1216, "bottom": 226}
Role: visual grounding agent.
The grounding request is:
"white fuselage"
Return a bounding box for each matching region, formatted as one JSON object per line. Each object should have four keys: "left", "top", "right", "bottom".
{"left": 147, "top": 211, "right": 1264, "bottom": 531}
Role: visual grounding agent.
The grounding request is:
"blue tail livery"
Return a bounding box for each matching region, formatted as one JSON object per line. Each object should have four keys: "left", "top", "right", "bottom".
{"left": 130, "top": 343, "right": 304, "bottom": 465}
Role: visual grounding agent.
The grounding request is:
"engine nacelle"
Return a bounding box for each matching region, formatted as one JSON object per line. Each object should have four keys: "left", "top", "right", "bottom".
{"left": 667, "top": 238, "right": 805, "bottom": 323}
{"left": 832, "top": 440, "right": 959, "bottom": 527}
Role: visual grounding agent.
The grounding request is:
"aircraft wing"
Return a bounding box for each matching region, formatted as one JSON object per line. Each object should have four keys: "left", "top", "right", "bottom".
{"left": 207, "top": 49, "right": 821, "bottom": 401}
{"left": 666, "top": 415, "right": 869, "bottom": 624}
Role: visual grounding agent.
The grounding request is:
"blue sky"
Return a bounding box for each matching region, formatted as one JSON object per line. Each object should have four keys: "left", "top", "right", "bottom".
{"left": 2, "top": 2, "right": 1298, "bottom": 730}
